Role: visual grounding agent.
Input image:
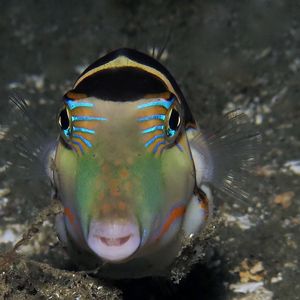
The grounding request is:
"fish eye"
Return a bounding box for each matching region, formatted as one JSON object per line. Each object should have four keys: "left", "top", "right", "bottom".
{"left": 58, "top": 107, "right": 72, "bottom": 139}
{"left": 166, "top": 107, "right": 181, "bottom": 139}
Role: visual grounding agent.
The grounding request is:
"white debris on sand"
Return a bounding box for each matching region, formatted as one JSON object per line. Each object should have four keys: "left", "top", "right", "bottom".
{"left": 0, "top": 125, "right": 9, "bottom": 141}
{"left": 223, "top": 213, "right": 256, "bottom": 230}
{"left": 7, "top": 74, "right": 45, "bottom": 91}
{"left": 0, "top": 224, "right": 23, "bottom": 243}
{"left": 0, "top": 188, "right": 10, "bottom": 213}
{"left": 7, "top": 81, "right": 25, "bottom": 89}
{"left": 270, "top": 272, "right": 283, "bottom": 283}
{"left": 232, "top": 287, "right": 273, "bottom": 300}
{"left": 26, "top": 74, "right": 45, "bottom": 91}
{"left": 230, "top": 282, "right": 273, "bottom": 300}
{"left": 0, "top": 162, "right": 11, "bottom": 173}
{"left": 230, "top": 281, "right": 264, "bottom": 293}
{"left": 283, "top": 160, "right": 300, "bottom": 175}
{"left": 0, "top": 188, "right": 10, "bottom": 198}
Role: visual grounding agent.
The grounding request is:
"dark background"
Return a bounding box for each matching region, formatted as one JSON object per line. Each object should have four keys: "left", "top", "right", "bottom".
{"left": 0, "top": 1, "right": 299, "bottom": 299}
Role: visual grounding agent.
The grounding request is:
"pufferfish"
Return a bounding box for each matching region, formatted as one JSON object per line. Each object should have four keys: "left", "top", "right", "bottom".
{"left": 41, "top": 48, "right": 256, "bottom": 278}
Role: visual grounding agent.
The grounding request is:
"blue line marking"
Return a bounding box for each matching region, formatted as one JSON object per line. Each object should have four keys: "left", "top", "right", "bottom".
{"left": 138, "top": 115, "right": 166, "bottom": 122}
{"left": 153, "top": 140, "right": 166, "bottom": 154}
{"left": 66, "top": 100, "right": 94, "bottom": 110}
{"left": 72, "top": 140, "right": 84, "bottom": 154}
{"left": 72, "top": 116, "right": 107, "bottom": 122}
{"left": 145, "top": 134, "right": 164, "bottom": 148}
{"left": 73, "top": 126, "right": 95, "bottom": 135}
{"left": 142, "top": 125, "right": 164, "bottom": 134}
{"left": 137, "top": 98, "right": 174, "bottom": 110}
{"left": 73, "top": 134, "right": 92, "bottom": 148}
{"left": 176, "top": 143, "right": 184, "bottom": 152}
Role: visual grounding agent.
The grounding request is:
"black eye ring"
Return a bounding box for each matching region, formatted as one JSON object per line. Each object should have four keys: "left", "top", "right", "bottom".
{"left": 165, "top": 106, "right": 182, "bottom": 139}
{"left": 58, "top": 107, "right": 72, "bottom": 139}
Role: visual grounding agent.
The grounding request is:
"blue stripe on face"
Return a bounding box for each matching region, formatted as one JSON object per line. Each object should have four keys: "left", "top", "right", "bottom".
{"left": 66, "top": 99, "right": 94, "bottom": 110}
{"left": 153, "top": 140, "right": 166, "bottom": 154}
{"left": 137, "top": 115, "right": 166, "bottom": 122}
{"left": 73, "top": 134, "right": 92, "bottom": 148}
{"left": 72, "top": 116, "right": 107, "bottom": 122}
{"left": 176, "top": 143, "right": 184, "bottom": 152}
{"left": 73, "top": 126, "right": 95, "bottom": 134}
{"left": 145, "top": 134, "right": 165, "bottom": 148}
{"left": 137, "top": 98, "right": 174, "bottom": 110}
{"left": 141, "top": 125, "right": 164, "bottom": 134}
{"left": 72, "top": 140, "right": 84, "bottom": 154}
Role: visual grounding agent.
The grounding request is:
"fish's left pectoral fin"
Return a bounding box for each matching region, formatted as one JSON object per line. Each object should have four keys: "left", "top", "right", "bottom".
{"left": 189, "top": 110, "right": 261, "bottom": 200}
{"left": 182, "top": 185, "right": 213, "bottom": 236}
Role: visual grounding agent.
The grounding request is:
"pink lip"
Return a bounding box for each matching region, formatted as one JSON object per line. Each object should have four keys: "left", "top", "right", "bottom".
{"left": 87, "top": 220, "right": 140, "bottom": 262}
{"left": 94, "top": 234, "right": 132, "bottom": 246}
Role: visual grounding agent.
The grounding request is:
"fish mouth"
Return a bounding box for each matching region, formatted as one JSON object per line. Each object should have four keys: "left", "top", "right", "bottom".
{"left": 97, "top": 235, "right": 131, "bottom": 246}
{"left": 87, "top": 220, "right": 140, "bottom": 262}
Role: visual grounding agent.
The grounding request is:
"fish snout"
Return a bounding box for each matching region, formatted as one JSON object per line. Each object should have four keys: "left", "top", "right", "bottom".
{"left": 87, "top": 219, "right": 140, "bottom": 262}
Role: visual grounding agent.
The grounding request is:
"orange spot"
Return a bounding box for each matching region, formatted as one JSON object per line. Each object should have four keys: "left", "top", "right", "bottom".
{"left": 126, "top": 157, "right": 134, "bottom": 165}
{"left": 110, "top": 179, "right": 121, "bottom": 197}
{"left": 102, "top": 163, "right": 110, "bottom": 174}
{"left": 118, "top": 201, "right": 127, "bottom": 210}
{"left": 99, "top": 191, "right": 105, "bottom": 201}
{"left": 114, "top": 159, "right": 122, "bottom": 166}
{"left": 157, "top": 206, "right": 186, "bottom": 240}
{"left": 120, "top": 168, "right": 129, "bottom": 179}
{"left": 64, "top": 207, "right": 75, "bottom": 224}
{"left": 124, "top": 181, "right": 132, "bottom": 193}
{"left": 101, "top": 203, "right": 112, "bottom": 214}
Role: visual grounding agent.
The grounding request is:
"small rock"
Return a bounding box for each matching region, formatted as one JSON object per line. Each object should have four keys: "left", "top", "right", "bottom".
{"left": 0, "top": 188, "right": 11, "bottom": 198}
{"left": 0, "top": 126, "right": 9, "bottom": 141}
{"left": 232, "top": 286, "right": 273, "bottom": 300}
{"left": 256, "top": 165, "right": 276, "bottom": 177}
{"left": 255, "top": 114, "right": 263, "bottom": 125}
{"left": 283, "top": 160, "right": 300, "bottom": 175}
{"left": 274, "top": 192, "right": 294, "bottom": 209}
{"left": 7, "top": 81, "right": 24, "bottom": 89}
{"left": 256, "top": 47, "right": 271, "bottom": 60}
{"left": 230, "top": 281, "right": 264, "bottom": 293}
{"left": 240, "top": 271, "right": 264, "bottom": 283}
{"left": 235, "top": 259, "right": 266, "bottom": 283}
{"left": 26, "top": 74, "right": 45, "bottom": 91}
{"left": 223, "top": 213, "right": 255, "bottom": 230}
{"left": 270, "top": 273, "right": 283, "bottom": 283}
{"left": 250, "top": 261, "right": 264, "bottom": 274}
{"left": 0, "top": 228, "right": 18, "bottom": 243}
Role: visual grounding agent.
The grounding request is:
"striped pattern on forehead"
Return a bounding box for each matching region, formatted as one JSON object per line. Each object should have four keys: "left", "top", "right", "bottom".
{"left": 137, "top": 97, "right": 173, "bottom": 155}
{"left": 65, "top": 99, "right": 107, "bottom": 155}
